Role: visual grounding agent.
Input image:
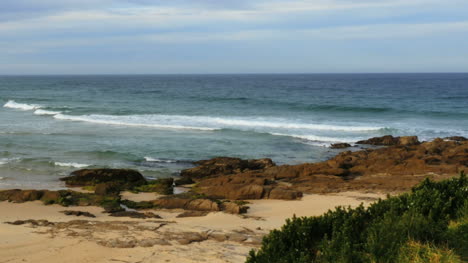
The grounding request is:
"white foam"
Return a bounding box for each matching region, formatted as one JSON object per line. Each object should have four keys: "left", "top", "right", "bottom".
{"left": 144, "top": 157, "right": 177, "bottom": 163}
{"left": 54, "top": 162, "right": 90, "bottom": 168}
{"left": 34, "top": 109, "right": 61, "bottom": 116}
{"left": 270, "top": 133, "right": 355, "bottom": 143}
{"left": 0, "top": 158, "right": 20, "bottom": 166}
{"left": 0, "top": 177, "right": 4, "bottom": 180}
{"left": 52, "top": 113, "right": 383, "bottom": 133}
{"left": 4, "top": 100, "right": 42, "bottom": 111}
{"left": 53, "top": 114, "right": 218, "bottom": 131}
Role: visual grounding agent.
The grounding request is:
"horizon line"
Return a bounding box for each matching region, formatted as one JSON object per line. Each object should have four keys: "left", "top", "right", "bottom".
{"left": 1, "top": 72, "right": 467, "bottom": 77}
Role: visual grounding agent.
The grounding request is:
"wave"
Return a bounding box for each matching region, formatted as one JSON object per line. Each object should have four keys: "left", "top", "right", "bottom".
{"left": 0, "top": 157, "right": 21, "bottom": 166}
{"left": 53, "top": 114, "right": 218, "bottom": 131}
{"left": 54, "top": 162, "right": 90, "bottom": 168}
{"left": 270, "top": 133, "right": 357, "bottom": 145}
{"left": 34, "top": 109, "right": 62, "bottom": 115}
{"left": 4, "top": 100, "right": 43, "bottom": 111}
{"left": 144, "top": 157, "right": 177, "bottom": 163}
{"left": 52, "top": 114, "right": 383, "bottom": 132}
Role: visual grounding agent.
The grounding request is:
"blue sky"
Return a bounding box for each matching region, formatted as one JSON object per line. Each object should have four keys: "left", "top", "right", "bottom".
{"left": 1, "top": 0, "right": 468, "bottom": 74}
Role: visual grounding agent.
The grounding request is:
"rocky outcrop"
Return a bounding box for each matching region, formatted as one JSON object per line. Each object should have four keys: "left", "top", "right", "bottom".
{"left": 356, "top": 135, "right": 420, "bottom": 146}
{"left": 61, "top": 169, "right": 147, "bottom": 189}
{"left": 180, "top": 157, "right": 275, "bottom": 179}
{"left": 187, "top": 138, "right": 467, "bottom": 196}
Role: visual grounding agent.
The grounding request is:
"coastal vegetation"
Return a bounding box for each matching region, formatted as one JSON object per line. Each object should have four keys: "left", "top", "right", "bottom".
{"left": 246, "top": 172, "right": 468, "bottom": 263}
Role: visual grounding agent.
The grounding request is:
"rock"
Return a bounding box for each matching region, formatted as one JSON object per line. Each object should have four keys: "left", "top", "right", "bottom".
{"left": 94, "top": 182, "right": 121, "bottom": 196}
{"left": 398, "top": 136, "right": 420, "bottom": 146}
{"left": 227, "top": 233, "right": 248, "bottom": 242}
{"left": 205, "top": 184, "right": 265, "bottom": 200}
{"left": 152, "top": 198, "right": 220, "bottom": 212}
{"left": 109, "top": 211, "right": 161, "bottom": 219}
{"left": 444, "top": 136, "right": 467, "bottom": 141}
{"left": 220, "top": 202, "right": 249, "bottom": 214}
{"left": 209, "top": 232, "right": 228, "bottom": 242}
{"left": 177, "top": 232, "right": 207, "bottom": 245}
{"left": 174, "top": 177, "right": 195, "bottom": 186}
{"left": 60, "top": 210, "right": 96, "bottom": 218}
{"left": 176, "top": 211, "right": 209, "bottom": 218}
{"left": 180, "top": 157, "right": 275, "bottom": 179}
{"left": 186, "top": 199, "right": 220, "bottom": 211}
{"left": 356, "top": 135, "right": 419, "bottom": 146}
{"left": 60, "top": 168, "right": 147, "bottom": 189}
{"left": 267, "top": 187, "right": 303, "bottom": 200}
{"left": 330, "top": 143, "right": 352, "bottom": 149}
{"left": 132, "top": 178, "right": 174, "bottom": 195}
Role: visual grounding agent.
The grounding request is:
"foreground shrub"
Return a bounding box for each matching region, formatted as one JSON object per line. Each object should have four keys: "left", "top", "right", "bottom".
{"left": 246, "top": 172, "right": 467, "bottom": 263}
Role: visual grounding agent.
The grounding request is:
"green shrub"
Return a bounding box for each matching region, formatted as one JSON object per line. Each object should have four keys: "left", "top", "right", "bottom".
{"left": 246, "top": 172, "right": 467, "bottom": 263}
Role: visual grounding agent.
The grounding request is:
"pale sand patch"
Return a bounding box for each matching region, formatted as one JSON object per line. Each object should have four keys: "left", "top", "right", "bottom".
{"left": 0, "top": 191, "right": 384, "bottom": 263}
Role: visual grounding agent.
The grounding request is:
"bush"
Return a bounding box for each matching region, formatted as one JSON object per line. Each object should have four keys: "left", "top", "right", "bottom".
{"left": 246, "top": 172, "right": 467, "bottom": 263}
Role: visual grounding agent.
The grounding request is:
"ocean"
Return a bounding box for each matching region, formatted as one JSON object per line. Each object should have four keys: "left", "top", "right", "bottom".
{"left": 0, "top": 73, "right": 467, "bottom": 189}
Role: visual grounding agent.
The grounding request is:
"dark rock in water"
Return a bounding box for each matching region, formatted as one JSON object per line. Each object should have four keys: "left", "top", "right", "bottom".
{"left": 180, "top": 157, "right": 275, "bottom": 179}
{"left": 444, "top": 136, "right": 467, "bottom": 142}
{"left": 356, "top": 135, "right": 419, "bottom": 146}
{"left": 176, "top": 211, "right": 209, "bottom": 218}
{"left": 60, "top": 168, "right": 147, "bottom": 189}
{"left": 109, "top": 211, "right": 161, "bottom": 219}
{"left": 330, "top": 143, "right": 352, "bottom": 149}
{"left": 60, "top": 210, "right": 96, "bottom": 218}
{"left": 174, "top": 177, "right": 195, "bottom": 186}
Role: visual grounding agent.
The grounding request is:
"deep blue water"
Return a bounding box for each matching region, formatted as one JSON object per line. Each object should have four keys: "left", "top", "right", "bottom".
{"left": 0, "top": 73, "right": 467, "bottom": 189}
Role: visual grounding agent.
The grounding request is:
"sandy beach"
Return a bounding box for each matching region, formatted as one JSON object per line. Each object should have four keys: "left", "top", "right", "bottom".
{"left": 0, "top": 191, "right": 383, "bottom": 263}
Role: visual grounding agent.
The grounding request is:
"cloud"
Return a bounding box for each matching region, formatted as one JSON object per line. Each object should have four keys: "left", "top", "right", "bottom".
{"left": 0, "top": 0, "right": 467, "bottom": 73}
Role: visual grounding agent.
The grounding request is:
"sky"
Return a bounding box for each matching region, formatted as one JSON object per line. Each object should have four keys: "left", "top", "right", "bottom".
{"left": 1, "top": 0, "right": 468, "bottom": 74}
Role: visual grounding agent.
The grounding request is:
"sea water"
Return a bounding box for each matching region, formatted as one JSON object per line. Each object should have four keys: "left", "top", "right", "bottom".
{"left": 0, "top": 73, "right": 467, "bottom": 189}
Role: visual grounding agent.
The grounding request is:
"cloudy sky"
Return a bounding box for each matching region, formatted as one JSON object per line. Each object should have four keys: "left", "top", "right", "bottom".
{"left": 1, "top": 0, "right": 468, "bottom": 74}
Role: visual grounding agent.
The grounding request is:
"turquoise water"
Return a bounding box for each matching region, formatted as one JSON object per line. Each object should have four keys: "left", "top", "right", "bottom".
{"left": 0, "top": 73, "right": 467, "bottom": 189}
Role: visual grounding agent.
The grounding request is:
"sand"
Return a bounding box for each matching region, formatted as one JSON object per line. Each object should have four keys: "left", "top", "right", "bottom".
{"left": 0, "top": 191, "right": 383, "bottom": 263}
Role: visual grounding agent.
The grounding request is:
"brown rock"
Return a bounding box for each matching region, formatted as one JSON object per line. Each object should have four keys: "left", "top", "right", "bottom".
{"left": 267, "top": 188, "right": 302, "bottom": 200}
{"left": 220, "top": 202, "right": 249, "bottom": 214}
{"left": 186, "top": 199, "right": 220, "bottom": 211}
{"left": 176, "top": 211, "right": 209, "bottom": 218}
